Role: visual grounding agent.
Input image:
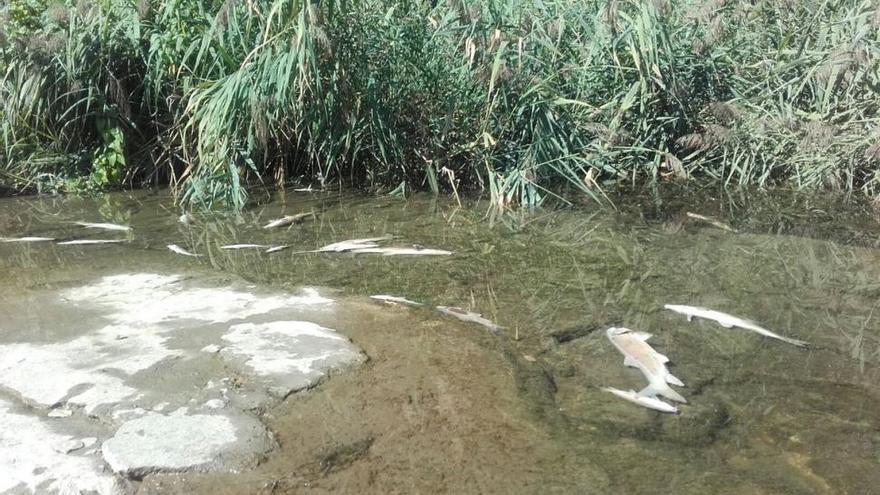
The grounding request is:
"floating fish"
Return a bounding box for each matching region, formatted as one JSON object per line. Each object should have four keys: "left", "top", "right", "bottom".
{"left": 0, "top": 236, "right": 56, "bottom": 243}
{"left": 664, "top": 304, "right": 809, "bottom": 348}
{"left": 167, "top": 244, "right": 201, "bottom": 257}
{"left": 370, "top": 295, "right": 423, "bottom": 306}
{"left": 74, "top": 221, "right": 131, "bottom": 232}
{"left": 350, "top": 246, "right": 453, "bottom": 256}
{"left": 262, "top": 212, "right": 316, "bottom": 229}
{"left": 602, "top": 387, "right": 678, "bottom": 414}
{"left": 606, "top": 327, "right": 686, "bottom": 403}
{"left": 294, "top": 236, "right": 391, "bottom": 254}
{"left": 178, "top": 213, "right": 195, "bottom": 225}
{"left": 685, "top": 212, "right": 737, "bottom": 233}
{"left": 436, "top": 306, "right": 503, "bottom": 333}
{"left": 293, "top": 186, "right": 314, "bottom": 192}
{"left": 57, "top": 239, "right": 128, "bottom": 245}
{"left": 220, "top": 244, "right": 268, "bottom": 250}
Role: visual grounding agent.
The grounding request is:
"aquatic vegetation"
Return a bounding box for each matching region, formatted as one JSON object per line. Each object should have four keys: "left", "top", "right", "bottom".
{"left": 1, "top": 0, "right": 879, "bottom": 207}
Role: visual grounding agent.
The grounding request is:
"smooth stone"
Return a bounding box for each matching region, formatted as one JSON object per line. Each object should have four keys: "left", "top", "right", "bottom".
{"left": 102, "top": 412, "right": 273, "bottom": 477}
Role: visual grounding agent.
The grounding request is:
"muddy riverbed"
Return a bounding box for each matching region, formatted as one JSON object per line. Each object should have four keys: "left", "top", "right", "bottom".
{"left": 1, "top": 187, "right": 879, "bottom": 494}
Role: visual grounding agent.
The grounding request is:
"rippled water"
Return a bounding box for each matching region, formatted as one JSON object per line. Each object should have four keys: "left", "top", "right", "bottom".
{"left": 1, "top": 187, "right": 879, "bottom": 494}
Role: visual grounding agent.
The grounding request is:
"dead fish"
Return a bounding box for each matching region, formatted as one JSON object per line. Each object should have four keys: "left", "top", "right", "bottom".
{"left": 293, "top": 186, "right": 314, "bottom": 192}
{"left": 262, "top": 212, "right": 316, "bottom": 229}
{"left": 685, "top": 212, "right": 737, "bottom": 233}
{"left": 664, "top": 304, "right": 809, "bottom": 348}
{"left": 436, "top": 305, "right": 503, "bottom": 333}
{"left": 57, "top": 239, "right": 128, "bottom": 245}
{"left": 350, "top": 246, "right": 452, "bottom": 256}
{"left": 178, "top": 213, "right": 195, "bottom": 225}
{"left": 74, "top": 221, "right": 131, "bottom": 232}
{"left": 606, "top": 327, "right": 686, "bottom": 403}
{"left": 167, "top": 244, "right": 201, "bottom": 257}
{"left": 602, "top": 387, "right": 678, "bottom": 414}
{"left": 220, "top": 244, "right": 268, "bottom": 250}
{"left": 297, "top": 236, "right": 391, "bottom": 254}
{"left": 370, "top": 295, "right": 423, "bottom": 306}
{"left": 0, "top": 236, "right": 56, "bottom": 243}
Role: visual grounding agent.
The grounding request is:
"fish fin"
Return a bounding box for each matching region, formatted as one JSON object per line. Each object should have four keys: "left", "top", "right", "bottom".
{"left": 655, "top": 352, "right": 670, "bottom": 363}
{"left": 639, "top": 383, "right": 687, "bottom": 404}
{"left": 632, "top": 331, "right": 652, "bottom": 341}
{"left": 666, "top": 373, "right": 685, "bottom": 387}
{"left": 623, "top": 356, "right": 639, "bottom": 368}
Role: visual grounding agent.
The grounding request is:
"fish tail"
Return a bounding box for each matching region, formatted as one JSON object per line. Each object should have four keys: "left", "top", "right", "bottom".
{"left": 639, "top": 383, "right": 687, "bottom": 404}
{"left": 666, "top": 373, "right": 685, "bottom": 387}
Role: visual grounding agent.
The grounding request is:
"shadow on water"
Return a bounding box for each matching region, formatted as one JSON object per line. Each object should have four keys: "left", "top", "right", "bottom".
{"left": 1, "top": 186, "right": 879, "bottom": 494}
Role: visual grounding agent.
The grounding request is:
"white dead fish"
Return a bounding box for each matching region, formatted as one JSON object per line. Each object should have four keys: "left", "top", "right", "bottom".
{"left": 602, "top": 387, "right": 678, "bottom": 414}
{"left": 0, "top": 236, "right": 56, "bottom": 243}
{"left": 167, "top": 244, "right": 201, "bottom": 257}
{"left": 606, "top": 327, "right": 687, "bottom": 403}
{"left": 685, "top": 212, "right": 737, "bottom": 233}
{"left": 664, "top": 304, "right": 809, "bottom": 348}
{"left": 299, "top": 237, "right": 391, "bottom": 253}
{"left": 178, "top": 213, "right": 195, "bottom": 225}
{"left": 74, "top": 221, "right": 131, "bottom": 232}
{"left": 436, "top": 306, "right": 503, "bottom": 333}
{"left": 220, "top": 244, "right": 268, "bottom": 250}
{"left": 293, "top": 186, "right": 314, "bottom": 192}
{"left": 350, "top": 246, "right": 452, "bottom": 256}
{"left": 370, "top": 295, "right": 423, "bottom": 306}
{"left": 262, "top": 212, "right": 316, "bottom": 229}
{"left": 57, "top": 239, "right": 128, "bottom": 245}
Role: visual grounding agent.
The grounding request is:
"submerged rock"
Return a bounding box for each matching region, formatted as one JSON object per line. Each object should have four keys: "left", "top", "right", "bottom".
{"left": 220, "top": 321, "right": 367, "bottom": 398}
{"left": 102, "top": 412, "right": 274, "bottom": 477}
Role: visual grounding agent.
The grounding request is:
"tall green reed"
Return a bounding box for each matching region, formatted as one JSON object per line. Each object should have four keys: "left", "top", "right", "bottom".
{"left": 0, "top": 0, "right": 877, "bottom": 208}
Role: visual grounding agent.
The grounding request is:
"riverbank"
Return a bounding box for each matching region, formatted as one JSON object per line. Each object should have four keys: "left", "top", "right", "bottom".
{"left": 1, "top": 0, "right": 879, "bottom": 209}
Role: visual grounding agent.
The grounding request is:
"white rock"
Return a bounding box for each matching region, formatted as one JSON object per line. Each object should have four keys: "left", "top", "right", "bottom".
{"left": 102, "top": 413, "right": 272, "bottom": 477}
{"left": 0, "top": 399, "right": 120, "bottom": 494}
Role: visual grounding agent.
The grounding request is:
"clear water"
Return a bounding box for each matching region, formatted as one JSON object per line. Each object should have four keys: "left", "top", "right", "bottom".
{"left": 1, "top": 187, "right": 878, "bottom": 494}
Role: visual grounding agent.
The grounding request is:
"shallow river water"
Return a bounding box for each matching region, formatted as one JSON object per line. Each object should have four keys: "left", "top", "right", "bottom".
{"left": 1, "top": 187, "right": 879, "bottom": 494}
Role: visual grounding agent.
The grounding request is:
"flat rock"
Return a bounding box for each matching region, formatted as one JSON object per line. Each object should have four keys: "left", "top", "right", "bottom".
{"left": 221, "top": 321, "right": 367, "bottom": 397}
{"left": 0, "top": 399, "right": 120, "bottom": 494}
{"left": 102, "top": 412, "right": 274, "bottom": 477}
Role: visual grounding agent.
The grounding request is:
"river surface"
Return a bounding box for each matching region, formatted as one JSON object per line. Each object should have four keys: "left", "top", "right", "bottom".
{"left": 1, "top": 187, "right": 879, "bottom": 494}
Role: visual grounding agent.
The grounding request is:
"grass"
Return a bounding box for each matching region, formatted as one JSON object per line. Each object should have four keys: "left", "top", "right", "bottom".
{"left": 0, "top": 0, "right": 879, "bottom": 208}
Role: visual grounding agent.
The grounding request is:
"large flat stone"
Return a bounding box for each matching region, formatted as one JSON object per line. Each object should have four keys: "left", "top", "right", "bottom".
{"left": 221, "top": 321, "right": 367, "bottom": 397}
{"left": 102, "top": 412, "right": 273, "bottom": 478}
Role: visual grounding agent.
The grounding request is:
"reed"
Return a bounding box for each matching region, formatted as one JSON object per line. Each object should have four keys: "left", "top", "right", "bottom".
{"left": 1, "top": 0, "right": 878, "bottom": 207}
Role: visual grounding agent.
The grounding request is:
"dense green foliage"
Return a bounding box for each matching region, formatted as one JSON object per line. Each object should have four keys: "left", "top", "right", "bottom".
{"left": 1, "top": 0, "right": 879, "bottom": 208}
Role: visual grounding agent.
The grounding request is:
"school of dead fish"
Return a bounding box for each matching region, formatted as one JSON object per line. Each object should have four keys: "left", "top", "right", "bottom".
{"left": 2, "top": 210, "right": 811, "bottom": 414}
